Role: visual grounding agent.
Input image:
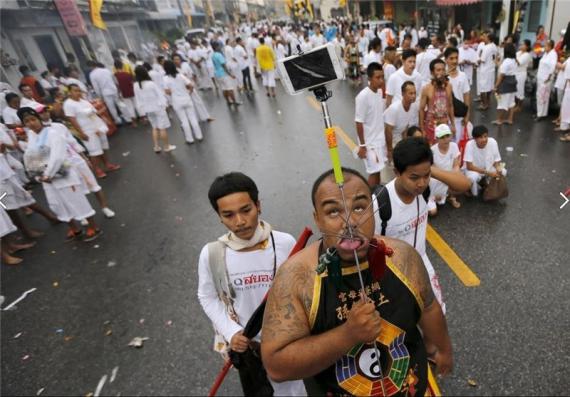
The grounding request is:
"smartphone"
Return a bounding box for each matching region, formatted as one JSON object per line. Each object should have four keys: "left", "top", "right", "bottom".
{"left": 277, "top": 43, "right": 345, "bottom": 95}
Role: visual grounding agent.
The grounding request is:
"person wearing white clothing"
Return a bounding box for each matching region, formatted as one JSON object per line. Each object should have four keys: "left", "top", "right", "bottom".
{"left": 535, "top": 40, "right": 558, "bottom": 119}
{"left": 477, "top": 33, "right": 498, "bottom": 110}
{"left": 445, "top": 46, "right": 471, "bottom": 141}
{"left": 63, "top": 85, "right": 121, "bottom": 178}
{"left": 188, "top": 41, "right": 214, "bottom": 90}
{"left": 174, "top": 53, "right": 214, "bottom": 122}
{"left": 515, "top": 40, "right": 532, "bottom": 111}
{"left": 36, "top": 106, "right": 115, "bottom": 219}
{"left": 463, "top": 125, "right": 507, "bottom": 197}
{"left": 19, "top": 85, "right": 42, "bottom": 109}
{"left": 384, "top": 82, "right": 419, "bottom": 156}
{"left": 163, "top": 60, "right": 203, "bottom": 145}
{"left": 428, "top": 124, "right": 461, "bottom": 215}
{"left": 458, "top": 42, "right": 478, "bottom": 85}
{"left": 493, "top": 44, "right": 518, "bottom": 125}
{"left": 19, "top": 107, "right": 102, "bottom": 242}
{"left": 357, "top": 30, "right": 369, "bottom": 64}
{"left": 382, "top": 46, "right": 397, "bottom": 84}
{"left": 355, "top": 62, "right": 386, "bottom": 186}
{"left": 362, "top": 38, "right": 382, "bottom": 70}
{"left": 134, "top": 66, "right": 175, "bottom": 153}
{"left": 235, "top": 38, "right": 253, "bottom": 92}
{"left": 310, "top": 27, "right": 326, "bottom": 48}
{"left": 87, "top": 61, "right": 122, "bottom": 125}
{"left": 385, "top": 49, "right": 423, "bottom": 108}
{"left": 415, "top": 38, "right": 437, "bottom": 85}
{"left": 557, "top": 55, "right": 570, "bottom": 138}
{"left": 173, "top": 53, "right": 194, "bottom": 81}
{"left": 197, "top": 172, "right": 307, "bottom": 397}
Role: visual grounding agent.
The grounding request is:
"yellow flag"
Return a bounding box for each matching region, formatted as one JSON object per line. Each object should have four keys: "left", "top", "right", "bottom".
{"left": 90, "top": 0, "right": 106, "bottom": 30}
{"left": 339, "top": 0, "right": 346, "bottom": 7}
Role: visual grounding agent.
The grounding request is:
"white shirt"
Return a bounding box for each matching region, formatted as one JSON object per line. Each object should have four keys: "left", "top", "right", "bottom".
{"left": 415, "top": 51, "right": 437, "bottom": 84}
{"left": 363, "top": 50, "right": 382, "bottom": 68}
{"left": 516, "top": 51, "right": 532, "bottom": 75}
{"left": 149, "top": 69, "right": 165, "bottom": 89}
{"left": 20, "top": 97, "right": 42, "bottom": 109}
{"left": 357, "top": 36, "right": 369, "bottom": 55}
{"left": 163, "top": 74, "right": 192, "bottom": 108}
{"left": 234, "top": 44, "right": 248, "bottom": 70}
{"left": 275, "top": 43, "right": 286, "bottom": 60}
{"left": 480, "top": 43, "right": 498, "bottom": 71}
{"left": 459, "top": 46, "right": 477, "bottom": 81}
{"left": 448, "top": 71, "right": 470, "bottom": 101}
{"left": 178, "top": 62, "right": 194, "bottom": 80}
{"left": 384, "top": 100, "right": 419, "bottom": 143}
{"left": 386, "top": 67, "right": 423, "bottom": 103}
{"left": 197, "top": 230, "right": 295, "bottom": 343}
{"left": 431, "top": 142, "right": 460, "bottom": 171}
{"left": 464, "top": 137, "right": 501, "bottom": 171}
{"left": 499, "top": 58, "right": 517, "bottom": 76}
{"left": 89, "top": 67, "right": 118, "bottom": 97}
{"left": 134, "top": 80, "right": 167, "bottom": 115}
{"left": 2, "top": 107, "right": 20, "bottom": 126}
{"left": 63, "top": 98, "right": 107, "bottom": 134}
{"left": 537, "top": 49, "right": 558, "bottom": 83}
{"left": 373, "top": 179, "right": 429, "bottom": 257}
{"left": 62, "top": 77, "right": 88, "bottom": 93}
{"left": 310, "top": 34, "right": 326, "bottom": 48}
{"left": 355, "top": 86, "right": 385, "bottom": 146}
{"left": 383, "top": 63, "right": 397, "bottom": 85}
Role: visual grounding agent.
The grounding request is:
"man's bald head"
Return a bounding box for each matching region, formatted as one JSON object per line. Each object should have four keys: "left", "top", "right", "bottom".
{"left": 311, "top": 168, "right": 369, "bottom": 208}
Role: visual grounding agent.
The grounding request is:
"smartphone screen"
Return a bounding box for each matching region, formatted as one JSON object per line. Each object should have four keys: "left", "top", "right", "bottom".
{"left": 283, "top": 47, "right": 338, "bottom": 92}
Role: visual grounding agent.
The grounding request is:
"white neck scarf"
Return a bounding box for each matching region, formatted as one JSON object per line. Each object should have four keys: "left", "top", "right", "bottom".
{"left": 218, "top": 220, "right": 272, "bottom": 251}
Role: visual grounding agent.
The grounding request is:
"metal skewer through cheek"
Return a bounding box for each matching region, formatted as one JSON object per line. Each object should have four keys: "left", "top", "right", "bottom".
{"left": 314, "top": 85, "right": 386, "bottom": 396}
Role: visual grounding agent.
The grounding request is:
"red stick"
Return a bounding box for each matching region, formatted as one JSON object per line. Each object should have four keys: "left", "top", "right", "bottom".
{"left": 207, "top": 227, "right": 313, "bottom": 397}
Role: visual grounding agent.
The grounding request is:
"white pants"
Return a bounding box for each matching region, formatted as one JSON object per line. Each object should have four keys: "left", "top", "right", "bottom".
{"left": 515, "top": 72, "right": 527, "bottom": 100}
{"left": 73, "top": 159, "right": 101, "bottom": 194}
{"left": 103, "top": 94, "right": 122, "bottom": 124}
{"left": 43, "top": 182, "right": 95, "bottom": 223}
{"left": 191, "top": 90, "right": 211, "bottom": 122}
{"left": 536, "top": 80, "right": 552, "bottom": 117}
{"left": 560, "top": 87, "right": 570, "bottom": 129}
{"left": 121, "top": 97, "right": 137, "bottom": 122}
{"left": 173, "top": 104, "right": 202, "bottom": 142}
{"left": 362, "top": 143, "right": 386, "bottom": 174}
{"left": 261, "top": 70, "right": 276, "bottom": 88}
{"left": 465, "top": 168, "right": 507, "bottom": 196}
{"left": 82, "top": 130, "right": 109, "bottom": 157}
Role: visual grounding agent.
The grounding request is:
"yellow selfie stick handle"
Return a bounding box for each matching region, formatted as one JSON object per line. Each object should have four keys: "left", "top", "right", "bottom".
{"left": 324, "top": 127, "right": 344, "bottom": 185}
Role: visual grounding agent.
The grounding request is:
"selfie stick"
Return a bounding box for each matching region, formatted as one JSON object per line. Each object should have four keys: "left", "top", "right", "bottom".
{"left": 311, "top": 85, "right": 386, "bottom": 396}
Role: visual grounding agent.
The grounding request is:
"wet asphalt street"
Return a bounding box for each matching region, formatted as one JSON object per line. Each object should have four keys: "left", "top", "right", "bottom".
{"left": 1, "top": 76, "right": 569, "bottom": 396}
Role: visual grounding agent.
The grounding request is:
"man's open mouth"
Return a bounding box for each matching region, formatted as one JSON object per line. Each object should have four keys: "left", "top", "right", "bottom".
{"left": 337, "top": 237, "right": 366, "bottom": 251}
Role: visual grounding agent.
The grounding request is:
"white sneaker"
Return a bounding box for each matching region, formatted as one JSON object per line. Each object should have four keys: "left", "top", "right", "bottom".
{"left": 164, "top": 145, "right": 177, "bottom": 152}
{"left": 80, "top": 219, "right": 89, "bottom": 226}
{"left": 102, "top": 207, "right": 115, "bottom": 218}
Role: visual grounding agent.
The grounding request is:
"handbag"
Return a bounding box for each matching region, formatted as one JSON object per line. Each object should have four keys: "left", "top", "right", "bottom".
{"left": 483, "top": 174, "right": 509, "bottom": 201}
{"left": 452, "top": 93, "right": 468, "bottom": 117}
{"left": 497, "top": 75, "right": 517, "bottom": 94}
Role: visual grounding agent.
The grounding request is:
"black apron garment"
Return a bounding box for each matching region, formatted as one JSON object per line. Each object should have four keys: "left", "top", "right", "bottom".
{"left": 305, "top": 260, "right": 428, "bottom": 397}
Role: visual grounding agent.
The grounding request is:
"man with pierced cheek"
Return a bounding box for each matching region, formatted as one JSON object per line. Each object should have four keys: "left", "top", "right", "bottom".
{"left": 261, "top": 167, "right": 453, "bottom": 396}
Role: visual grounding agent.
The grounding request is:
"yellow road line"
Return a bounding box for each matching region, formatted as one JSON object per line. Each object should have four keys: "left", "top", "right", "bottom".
{"left": 305, "top": 95, "right": 480, "bottom": 287}
{"left": 426, "top": 225, "right": 480, "bottom": 287}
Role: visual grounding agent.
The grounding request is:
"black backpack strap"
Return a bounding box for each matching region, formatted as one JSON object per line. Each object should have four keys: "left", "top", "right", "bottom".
{"left": 373, "top": 184, "right": 391, "bottom": 236}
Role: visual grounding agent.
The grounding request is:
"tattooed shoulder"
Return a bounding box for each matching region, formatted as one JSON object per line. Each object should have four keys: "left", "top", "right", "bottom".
{"left": 262, "top": 258, "right": 316, "bottom": 343}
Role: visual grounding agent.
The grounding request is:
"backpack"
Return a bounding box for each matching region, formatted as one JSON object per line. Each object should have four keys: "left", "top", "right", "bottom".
{"left": 373, "top": 184, "right": 431, "bottom": 237}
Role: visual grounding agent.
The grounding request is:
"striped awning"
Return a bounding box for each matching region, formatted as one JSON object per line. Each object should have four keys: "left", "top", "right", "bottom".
{"left": 435, "top": 0, "right": 481, "bottom": 5}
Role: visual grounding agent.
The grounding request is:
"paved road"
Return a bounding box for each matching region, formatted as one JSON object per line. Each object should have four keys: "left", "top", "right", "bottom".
{"left": 1, "top": 79, "right": 569, "bottom": 396}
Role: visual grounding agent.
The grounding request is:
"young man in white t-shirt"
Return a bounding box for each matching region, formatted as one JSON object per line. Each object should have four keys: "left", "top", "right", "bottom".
{"left": 445, "top": 46, "right": 471, "bottom": 142}
{"left": 197, "top": 172, "right": 306, "bottom": 396}
{"left": 354, "top": 62, "right": 386, "bottom": 187}
{"left": 463, "top": 125, "right": 507, "bottom": 197}
{"left": 362, "top": 38, "right": 382, "bottom": 70}
{"left": 429, "top": 124, "right": 461, "bottom": 215}
{"left": 384, "top": 81, "right": 419, "bottom": 157}
{"left": 385, "top": 49, "right": 423, "bottom": 108}
{"left": 372, "top": 137, "right": 471, "bottom": 313}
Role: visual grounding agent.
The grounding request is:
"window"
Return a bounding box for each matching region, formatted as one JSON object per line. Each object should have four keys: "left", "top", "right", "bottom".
{"left": 527, "top": 0, "right": 543, "bottom": 34}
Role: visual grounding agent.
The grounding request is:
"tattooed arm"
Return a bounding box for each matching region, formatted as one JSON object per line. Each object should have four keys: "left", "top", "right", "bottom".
{"left": 261, "top": 250, "right": 381, "bottom": 382}
{"left": 388, "top": 237, "right": 453, "bottom": 376}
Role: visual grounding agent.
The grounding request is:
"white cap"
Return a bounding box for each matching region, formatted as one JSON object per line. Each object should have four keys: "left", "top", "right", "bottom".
{"left": 435, "top": 124, "right": 452, "bottom": 138}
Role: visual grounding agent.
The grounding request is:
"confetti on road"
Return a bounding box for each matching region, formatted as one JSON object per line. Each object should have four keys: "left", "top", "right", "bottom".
{"left": 22, "top": 354, "right": 30, "bottom": 361}
{"left": 36, "top": 388, "right": 45, "bottom": 395}
{"left": 55, "top": 328, "right": 64, "bottom": 334}
{"left": 13, "top": 332, "right": 22, "bottom": 339}
{"left": 3, "top": 288, "right": 37, "bottom": 311}
{"left": 505, "top": 146, "right": 514, "bottom": 152}
{"left": 110, "top": 366, "right": 119, "bottom": 383}
{"left": 467, "top": 378, "right": 478, "bottom": 387}
{"left": 122, "top": 151, "right": 130, "bottom": 157}
{"left": 107, "top": 261, "right": 117, "bottom": 268}
{"left": 139, "top": 318, "right": 145, "bottom": 325}
{"left": 93, "top": 245, "right": 100, "bottom": 249}
{"left": 166, "top": 320, "right": 173, "bottom": 327}
{"left": 128, "top": 336, "right": 149, "bottom": 348}
{"left": 105, "top": 329, "right": 113, "bottom": 336}
{"left": 53, "top": 281, "right": 59, "bottom": 288}
{"left": 520, "top": 153, "right": 528, "bottom": 157}
{"left": 93, "top": 374, "right": 107, "bottom": 397}
{"left": 64, "top": 336, "right": 74, "bottom": 342}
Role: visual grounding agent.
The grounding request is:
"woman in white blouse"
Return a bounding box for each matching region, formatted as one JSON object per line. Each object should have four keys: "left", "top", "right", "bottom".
{"left": 493, "top": 43, "right": 518, "bottom": 125}
{"left": 134, "top": 66, "right": 176, "bottom": 153}
{"left": 515, "top": 39, "right": 532, "bottom": 112}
